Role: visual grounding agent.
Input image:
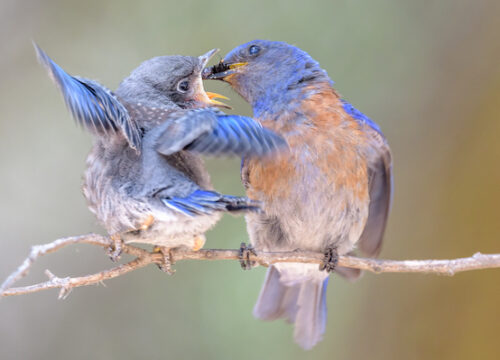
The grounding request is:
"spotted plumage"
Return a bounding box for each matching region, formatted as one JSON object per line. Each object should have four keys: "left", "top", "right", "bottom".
{"left": 35, "top": 45, "right": 286, "bottom": 252}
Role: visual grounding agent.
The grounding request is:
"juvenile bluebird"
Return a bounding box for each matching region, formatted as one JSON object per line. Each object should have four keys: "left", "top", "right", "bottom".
{"left": 35, "top": 44, "right": 286, "bottom": 270}
{"left": 205, "top": 40, "right": 392, "bottom": 349}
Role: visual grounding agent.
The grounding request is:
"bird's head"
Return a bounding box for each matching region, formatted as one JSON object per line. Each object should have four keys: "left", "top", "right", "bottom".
{"left": 203, "top": 40, "right": 331, "bottom": 114}
{"left": 118, "top": 49, "right": 229, "bottom": 109}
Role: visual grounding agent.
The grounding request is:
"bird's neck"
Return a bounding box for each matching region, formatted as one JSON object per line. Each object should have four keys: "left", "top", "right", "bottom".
{"left": 251, "top": 78, "right": 334, "bottom": 119}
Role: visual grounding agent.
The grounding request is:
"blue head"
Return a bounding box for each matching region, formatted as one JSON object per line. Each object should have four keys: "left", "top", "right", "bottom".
{"left": 204, "top": 40, "right": 332, "bottom": 116}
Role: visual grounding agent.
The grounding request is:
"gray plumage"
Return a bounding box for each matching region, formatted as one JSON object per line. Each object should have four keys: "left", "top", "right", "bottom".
{"left": 35, "top": 45, "right": 286, "bottom": 249}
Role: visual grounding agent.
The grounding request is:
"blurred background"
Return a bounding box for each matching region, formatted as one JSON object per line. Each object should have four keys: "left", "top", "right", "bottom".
{"left": 1, "top": 0, "right": 499, "bottom": 359}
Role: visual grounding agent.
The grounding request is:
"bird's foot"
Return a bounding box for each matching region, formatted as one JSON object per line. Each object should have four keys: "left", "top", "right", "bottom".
{"left": 320, "top": 245, "right": 338, "bottom": 273}
{"left": 140, "top": 214, "right": 155, "bottom": 231}
{"left": 192, "top": 235, "right": 206, "bottom": 251}
{"left": 153, "top": 246, "right": 175, "bottom": 275}
{"left": 239, "top": 242, "right": 257, "bottom": 270}
{"left": 107, "top": 234, "right": 123, "bottom": 262}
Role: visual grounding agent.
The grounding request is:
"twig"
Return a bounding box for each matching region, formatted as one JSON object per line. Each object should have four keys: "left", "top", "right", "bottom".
{"left": 2, "top": 258, "right": 151, "bottom": 299}
{"left": 173, "top": 249, "right": 500, "bottom": 275}
{"left": 1, "top": 233, "right": 499, "bottom": 298}
{"left": 0, "top": 234, "right": 149, "bottom": 292}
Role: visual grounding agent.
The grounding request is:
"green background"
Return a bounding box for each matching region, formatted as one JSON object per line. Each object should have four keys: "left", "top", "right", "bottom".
{"left": 1, "top": 1, "right": 499, "bottom": 359}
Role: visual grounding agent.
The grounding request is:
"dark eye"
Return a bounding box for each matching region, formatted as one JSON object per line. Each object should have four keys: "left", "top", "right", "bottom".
{"left": 248, "top": 45, "right": 261, "bottom": 56}
{"left": 177, "top": 80, "right": 189, "bottom": 93}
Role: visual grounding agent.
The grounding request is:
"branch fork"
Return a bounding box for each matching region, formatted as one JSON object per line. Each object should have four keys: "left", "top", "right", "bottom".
{"left": 1, "top": 233, "right": 499, "bottom": 298}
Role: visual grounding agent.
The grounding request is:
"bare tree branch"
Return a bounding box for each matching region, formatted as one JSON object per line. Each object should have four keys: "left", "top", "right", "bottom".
{"left": 1, "top": 233, "right": 499, "bottom": 298}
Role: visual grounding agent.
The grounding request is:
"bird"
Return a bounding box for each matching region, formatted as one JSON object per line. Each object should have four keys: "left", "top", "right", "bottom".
{"left": 34, "top": 44, "right": 287, "bottom": 271}
{"left": 204, "top": 40, "right": 392, "bottom": 349}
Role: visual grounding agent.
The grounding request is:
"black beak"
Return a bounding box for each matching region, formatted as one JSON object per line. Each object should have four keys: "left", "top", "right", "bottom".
{"left": 202, "top": 61, "right": 247, "bottom": 80}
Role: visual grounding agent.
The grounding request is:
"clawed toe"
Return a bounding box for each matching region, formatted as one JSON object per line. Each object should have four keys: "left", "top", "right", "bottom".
{"left": 239, "top": 242, "right": 257, "bottom": 270}
{"left": 320, "top": 246, "right": 338, "bottom": 273}
{"left": 153, "top": 246, "right": 175, "bottom": 275}
{"left": 107, "top": 235, "right": 123, "bottom": 262}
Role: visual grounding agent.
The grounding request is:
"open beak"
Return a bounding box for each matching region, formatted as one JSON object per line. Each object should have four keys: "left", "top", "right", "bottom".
{"left": 206, "top": 91, "right": 231, "bottom": 109}
{"left": 193, "top": 48, "right": 232, "bottom": 109}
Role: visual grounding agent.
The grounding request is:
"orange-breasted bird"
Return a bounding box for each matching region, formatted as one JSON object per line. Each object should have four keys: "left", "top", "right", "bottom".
{"left": 204, "top": 40, "right": 392, "bottom": 349}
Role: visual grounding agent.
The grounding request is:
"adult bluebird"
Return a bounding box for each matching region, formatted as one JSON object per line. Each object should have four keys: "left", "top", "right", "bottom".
{"left": 205, "top": 40, "right": 392, "bottom": 349}
{"left": 35, "top": 44, "right": 286, "bottom": 271}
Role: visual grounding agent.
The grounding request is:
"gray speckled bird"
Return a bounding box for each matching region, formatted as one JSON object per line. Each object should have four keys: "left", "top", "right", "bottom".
{"left": 35, "top": 45, "right": 286, "bottom": 268}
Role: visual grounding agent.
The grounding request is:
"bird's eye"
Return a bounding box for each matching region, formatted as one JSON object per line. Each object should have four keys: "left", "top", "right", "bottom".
{"left": 248, "top": 45, "right": 261, "bottom": 56}
{"left": 177, "top": 80, "right": 189, "bottom": 93}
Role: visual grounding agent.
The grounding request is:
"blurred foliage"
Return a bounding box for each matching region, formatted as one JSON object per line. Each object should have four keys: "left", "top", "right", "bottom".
{"left": 1, "top": 0, "right": 499, "bottom": 359}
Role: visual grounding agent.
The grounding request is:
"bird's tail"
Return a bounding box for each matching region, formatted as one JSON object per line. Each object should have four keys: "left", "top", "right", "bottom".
{"left": 253, "top": 265, "right": 329, "bottom": 350}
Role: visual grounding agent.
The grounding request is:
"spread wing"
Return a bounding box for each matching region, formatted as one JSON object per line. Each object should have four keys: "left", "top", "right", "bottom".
{"left": 341, "top": 100, "right": 393, "bottom": 257}
{"left": 155, "top": 109, "right": 287, "bottom": 158}
{"left": 34, "top": 44, "right": 141, "bottom": 151}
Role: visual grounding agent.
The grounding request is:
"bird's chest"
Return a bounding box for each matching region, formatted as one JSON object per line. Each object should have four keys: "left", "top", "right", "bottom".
{"left": 245, "top": 120, "right": 369, "bottom": 205}
{"left": 83, "top": 145, "right": 111, "bottom": 215}
{"left": 244, "top": 111, "right": 370, "bottom": 250}
{"left": 82, "top": 143, "right": 145, "bottom": 232}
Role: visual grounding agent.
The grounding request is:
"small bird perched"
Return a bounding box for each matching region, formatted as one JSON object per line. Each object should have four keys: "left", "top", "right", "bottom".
{"left": 35, "top": 44, "right": 286, "bottom": 270}
{"left": 204, "top": 40, "right": 392, "bottom": 349}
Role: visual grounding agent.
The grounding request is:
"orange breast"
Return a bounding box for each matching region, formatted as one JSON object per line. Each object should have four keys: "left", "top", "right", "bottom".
{"left": 246, "top": 85, "right": 369, "bottom": 203}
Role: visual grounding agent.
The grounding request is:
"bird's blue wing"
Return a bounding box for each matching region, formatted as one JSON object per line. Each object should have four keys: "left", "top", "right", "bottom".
{"left": 186, "top": 114, "right": 287, "bottom": 157}
{"left": 342, "top": 99, "right": 392, "bottom": 257}
{"left": 161, "top": 189, "right": 259, "bottom": 217}
{"left": 154, "top": 109, "right": 218, "bottom": 156}
{"left": 34, "top": 44, "right": 141, "bottom": 151}
{"left": 155, "top": 109, "right": 287, "bottom": 158}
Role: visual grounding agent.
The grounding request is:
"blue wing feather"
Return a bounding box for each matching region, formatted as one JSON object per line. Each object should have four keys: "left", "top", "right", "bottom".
{"left": 186, "top": 114, "right": 287, "bottom": 157}
{"left": 161, "top": 189, "right": 259, "bottom": 217}
{"left": 34, "top": 44, "right": 141, "bottom": 151}
{"left": 155, "top": 110, "right": 287, "bottom": 158}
